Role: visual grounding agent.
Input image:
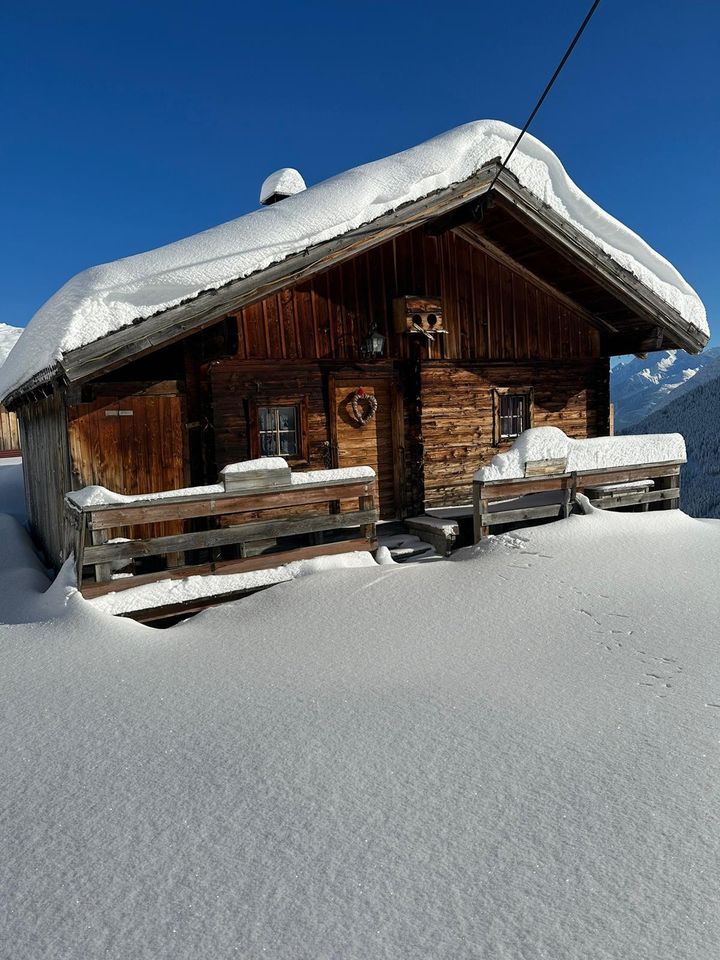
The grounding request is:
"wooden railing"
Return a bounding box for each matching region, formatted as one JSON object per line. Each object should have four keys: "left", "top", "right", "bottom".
{"left": 65, "top": 473, "right": 378, "bottom": 599}
{"left": 473, "top": 460, "right": 682, "bottom": 542}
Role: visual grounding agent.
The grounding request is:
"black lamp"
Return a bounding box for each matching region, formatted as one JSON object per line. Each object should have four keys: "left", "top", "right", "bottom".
{"left": 361, "top": 320, "right": 385, "bottom": 359}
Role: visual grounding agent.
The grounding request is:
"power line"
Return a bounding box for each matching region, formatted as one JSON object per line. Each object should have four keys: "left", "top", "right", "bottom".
{"left": 487, "top": 0, "right": 603, "bottom": 195}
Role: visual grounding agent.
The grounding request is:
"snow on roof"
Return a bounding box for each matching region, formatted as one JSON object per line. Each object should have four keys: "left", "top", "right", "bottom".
{"left": 259, "top": 167, "right": 307, "bottom": 204}
{"left": 0, "top": 120, "right": 708, "bottom": 401}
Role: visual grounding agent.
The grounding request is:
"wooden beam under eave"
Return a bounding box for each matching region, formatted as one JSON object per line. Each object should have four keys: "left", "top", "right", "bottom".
{"left": 490, "top": 173, "right": 708, "bottom": 355}
{"left": 453, "top": 223, "right": 619, "bottom": 337}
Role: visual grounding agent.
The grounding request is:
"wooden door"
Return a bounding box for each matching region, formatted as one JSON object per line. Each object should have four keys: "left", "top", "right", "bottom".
{"left": 329, "top": 373, "right": 402, "bottom": 519}
{"left": 68, "top": 394, "right": 186, "bottom": 496}
{"left": 68, "top": 393, "right": 187, "bottom": 542}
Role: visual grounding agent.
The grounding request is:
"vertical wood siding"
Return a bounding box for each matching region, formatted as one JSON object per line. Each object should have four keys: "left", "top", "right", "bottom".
{"left": 0, "top": 405, "right": 20, "bottom": 452}
{"left": 17, "top": 391, "right": 72, "bottom": 567}
{"left": 230, "top": 227, "right": 601, "bottom": 363}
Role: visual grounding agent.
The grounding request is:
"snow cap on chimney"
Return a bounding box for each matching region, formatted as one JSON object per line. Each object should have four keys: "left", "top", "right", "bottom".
{"left": 260, "top": 168, "right": 307, "bottom": 205}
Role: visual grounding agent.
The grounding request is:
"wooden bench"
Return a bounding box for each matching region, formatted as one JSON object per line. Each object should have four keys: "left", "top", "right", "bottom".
{"left": 473, "top": 460, "right": 682, "bottom": 542}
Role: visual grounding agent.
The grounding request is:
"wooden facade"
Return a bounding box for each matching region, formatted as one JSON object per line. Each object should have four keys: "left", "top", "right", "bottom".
{"left": 0, "top": 404, "right": 20, "bottom": 454}
{"left": 14, "top": 205, "right": 665, "bottom": 569}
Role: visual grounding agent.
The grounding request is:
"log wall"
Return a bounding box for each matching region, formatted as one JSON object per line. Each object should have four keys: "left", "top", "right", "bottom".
{"left": 419, "top": 360, "right": 610, "bottom": 507}
{"left": 210, "top": 361, "right": 330, "bottom": 474}
{"left": 17, "top": 390, "right": 72, "bottom": 566}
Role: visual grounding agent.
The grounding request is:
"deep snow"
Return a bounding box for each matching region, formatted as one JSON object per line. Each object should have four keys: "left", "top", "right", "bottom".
{"left": 1, "top": 457, "right": 719, "bottom": 959}
{"left": 0, "top": 120, "right": 707, "bottom": 402}
{"left": 0, "top": 322, "right": 22, "bottom": 366}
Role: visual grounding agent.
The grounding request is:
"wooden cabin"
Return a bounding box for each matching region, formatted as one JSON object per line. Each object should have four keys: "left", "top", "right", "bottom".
{"left": 0, "top": 124, "right": 708, "bottom": 570}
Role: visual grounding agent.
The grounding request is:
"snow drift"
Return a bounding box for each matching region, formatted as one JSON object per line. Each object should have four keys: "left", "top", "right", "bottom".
{"left": 1, "top": 461, "right": 719, "bottom": 958}
{"left": 0, "top": 120, "right": 708, "bottom": 402}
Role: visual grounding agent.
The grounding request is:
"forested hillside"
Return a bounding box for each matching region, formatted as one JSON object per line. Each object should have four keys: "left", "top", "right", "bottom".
{"left": 611, "top": 348, "right": 720, "bottom": 430}
{"left": 623, "top": 370, "right": 720, "bottom": 518}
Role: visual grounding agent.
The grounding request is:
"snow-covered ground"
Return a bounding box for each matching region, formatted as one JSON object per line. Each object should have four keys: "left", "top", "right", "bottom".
{"left": 0, "top": 322, "right": 22, "bottom": 366}
{"left": 1, "top": 457, "right": 719, "bottom": 959}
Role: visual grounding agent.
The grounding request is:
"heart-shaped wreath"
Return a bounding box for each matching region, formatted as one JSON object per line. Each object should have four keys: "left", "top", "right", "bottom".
{"left": 350, "top": 387, "right": 378, "bottom": 426}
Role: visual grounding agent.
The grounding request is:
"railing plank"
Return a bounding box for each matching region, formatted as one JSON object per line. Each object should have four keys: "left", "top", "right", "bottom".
{"left": 482, "top": 503, "right": 566, "bottom": 526}
{"left": 86, "top": 481, "right": 374, "bottom": 530}
{"left": 81, "top": 538, "right": 377, "bottom": 599}
{"left": 473, "top": 462, "right": 683, "bottom": 544}
{"left": 84, "top": 509, "right": 377, "bottom": 566}
{"left": 474, "top": 461, "right": 682, "bottom": 501}
{"left": 588, "top": 488, "right": 680, "bottom": 509}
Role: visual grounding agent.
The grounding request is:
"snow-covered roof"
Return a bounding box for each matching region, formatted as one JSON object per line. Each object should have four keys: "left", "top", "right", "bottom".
{"left": 0, "top": 324, "right": 22, "bottom": 370}
{"left": 0, "top": 120, "right": 708, "bottom": 402}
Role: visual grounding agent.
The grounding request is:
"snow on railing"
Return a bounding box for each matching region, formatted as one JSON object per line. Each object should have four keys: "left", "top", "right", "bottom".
{"left": 475, "top": 427, "right": 686, "bottom": 483}
{"left": 472, "top": 429, "right": 685, "bottom": 541}
{"left": 64, "top": 459, "right": 378, "bottom": 608}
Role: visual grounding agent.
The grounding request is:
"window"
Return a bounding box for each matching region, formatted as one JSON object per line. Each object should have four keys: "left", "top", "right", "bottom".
{"left": 499, "top": 394, "right": 529, "bottom": 439}
{"left": 258, "top": 405, "right": 299, "bottom": 457}
{"left": 249, "top": 397, "right": 309, "bottom": 463}
{"left": 493, "top": 388, "right": 533, "bottom": 444}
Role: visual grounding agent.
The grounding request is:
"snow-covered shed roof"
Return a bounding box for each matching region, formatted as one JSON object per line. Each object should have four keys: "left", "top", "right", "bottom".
{"left": 0, "top": 120, "right": 708, "bottom": 403}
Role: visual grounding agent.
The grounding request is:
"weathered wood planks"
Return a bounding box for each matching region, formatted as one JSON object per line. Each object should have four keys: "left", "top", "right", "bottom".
{"left": 68, "top": 476, "right": 379, "bottom": 606}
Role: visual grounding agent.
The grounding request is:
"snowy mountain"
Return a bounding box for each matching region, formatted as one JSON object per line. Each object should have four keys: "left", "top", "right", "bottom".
{"left": 622, "top": 371, "right": 720, "bottom": 518}
{"left": 0, "top": 323, "right": 22, "bottom": 367}
{"left": 611, "top": 347, "right": 720, "bottom": 430}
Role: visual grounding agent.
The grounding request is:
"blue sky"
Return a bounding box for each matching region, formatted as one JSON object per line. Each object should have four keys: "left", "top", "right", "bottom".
{"left": 1, "top": 0, "right": 718, "bottom": 344}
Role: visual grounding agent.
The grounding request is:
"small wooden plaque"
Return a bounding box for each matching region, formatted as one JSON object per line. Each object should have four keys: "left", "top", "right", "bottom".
{"left": 524, "top": 457, "right": 568, "bottom": 477}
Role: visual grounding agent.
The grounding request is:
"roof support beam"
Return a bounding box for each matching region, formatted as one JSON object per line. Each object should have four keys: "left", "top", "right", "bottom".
{"left": 453, "top": 223, "right": 619, "bottom": 335}
{"left": 491, "top": 171, "right": 706, "bottom": 354}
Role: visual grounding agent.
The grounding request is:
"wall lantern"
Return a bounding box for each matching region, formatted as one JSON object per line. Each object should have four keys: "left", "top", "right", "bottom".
{"left": 361, "top": 321, "right": 386, "bottom": 359}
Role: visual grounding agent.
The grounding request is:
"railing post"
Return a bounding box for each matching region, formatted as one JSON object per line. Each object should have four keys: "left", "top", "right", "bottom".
{"left": 359, "top": 479, "right": 377, "bottom": 545}
{"left": 473, "top": 479, "right": 486, "bottom": 543}
{"left": 91, "top": 522, "right": 112, "bottom": 584}
{"left": 75, "top": 511, "right": 88, "bottom": 592}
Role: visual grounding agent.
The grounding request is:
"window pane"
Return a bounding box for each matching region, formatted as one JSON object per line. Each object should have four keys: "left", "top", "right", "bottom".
{"left": 257, "top": 404, "right": 300, "bottom": 458}
{"left": 277, "top": 407, "right": 296, "bottom": 432}
{"left": 500, "top": 394, "right": 528, "bottom": 439}
{"left": 260, "top": 432, "right": 278, "bottom": 455}
{"left": 258, "top": 407, "right": 274, "bottom": 431}
{"left": 279, "top": 432, "right": 298, "bottom": 455}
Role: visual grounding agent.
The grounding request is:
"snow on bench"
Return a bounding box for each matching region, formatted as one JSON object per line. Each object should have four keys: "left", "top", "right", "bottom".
{"left": 405, "top": 515, "right": 460, "bottom": 557}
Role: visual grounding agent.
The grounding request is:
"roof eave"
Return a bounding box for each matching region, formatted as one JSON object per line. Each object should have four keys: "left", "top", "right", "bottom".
{"left": 491, "top": 170, "right": 708, "bottom": 355}
{"left": 3, "top": 156, "right": 707, "bottom": 404}
{"left": 53, "top": 160, "right": 503, "bottom": 387}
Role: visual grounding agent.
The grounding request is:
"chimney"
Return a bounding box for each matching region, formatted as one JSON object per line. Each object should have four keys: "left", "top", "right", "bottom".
{"left": 260, "top": 168, "right": 307, "bottom": 206}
